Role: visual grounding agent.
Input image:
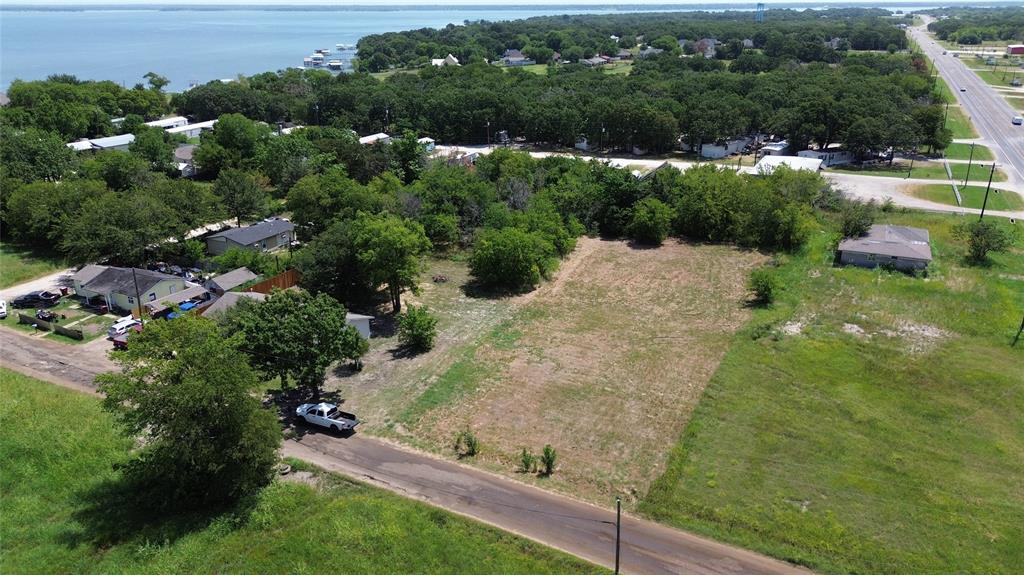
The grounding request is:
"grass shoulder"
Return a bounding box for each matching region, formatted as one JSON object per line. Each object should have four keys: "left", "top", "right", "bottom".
{"left": 0, "top": 242, "right": 68, "bottom": 289}
{"left": 0, "top": 368, "right": 606, "bottom": 575}
{"left": 909, "top": 183, "right": 1024, "bottom": 211}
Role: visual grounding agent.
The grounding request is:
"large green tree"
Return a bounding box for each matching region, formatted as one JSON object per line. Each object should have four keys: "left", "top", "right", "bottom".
{"left": 350, "top": 212, "right": 431, "bottom": 312}
{"left": 214, "top": 168, "right": 267, "bottom": 226}
{"left": 226, "top": 290, "right": 368, "bottom": 397}
{"left": 96, "top": 315, "right": 280, "bottom": 508}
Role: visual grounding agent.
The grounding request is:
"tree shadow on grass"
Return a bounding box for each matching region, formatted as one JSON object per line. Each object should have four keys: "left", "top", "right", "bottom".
{"left": 59, "top": 474, "right": 254, "bottom": 551}
{"left": 460, "top": 279, "right": 533, "bottom": 300}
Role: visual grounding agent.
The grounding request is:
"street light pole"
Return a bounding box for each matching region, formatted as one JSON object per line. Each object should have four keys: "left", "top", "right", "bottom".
{"left": 614, "top": 497, "right": 621, "bottom": 575}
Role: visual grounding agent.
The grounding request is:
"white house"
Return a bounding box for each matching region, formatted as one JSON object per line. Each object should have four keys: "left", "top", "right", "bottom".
{"left": 359, "top": 132, "right": 391, "bottom": 145}
{"left": 754, "top": 155, "right": 823, "bottom": 174}
{"left": 431, "top": 54, "right": 460, "bottom": 67}
{"left": 166, "top": 119, "right": 218, "bottom": 139}
{"left": 700, "top": 136, "right": 752, "bottom": 159}
{"left": 145, "top": 116, "right": 189, "bottom": 129}
{"left": 417, "top": 137, "right": 436, "bottom": 152}
{"left": 761, "top": 140, "right": 790, "bottom": 156}
{"left": 345, "top": 313, "right": 373, "bottom": 339}
{"left": 797, "top": 145, "right": 855, "bottom": 167}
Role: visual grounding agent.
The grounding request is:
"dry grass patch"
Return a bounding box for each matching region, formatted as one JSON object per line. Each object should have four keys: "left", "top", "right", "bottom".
{"left": 414, "top": 238, "right": 767, "bottom": 504}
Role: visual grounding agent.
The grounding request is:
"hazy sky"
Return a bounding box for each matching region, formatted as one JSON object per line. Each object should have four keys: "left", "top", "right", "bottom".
{"left": 0, "top": 0, "right": 931, "bottom": 5}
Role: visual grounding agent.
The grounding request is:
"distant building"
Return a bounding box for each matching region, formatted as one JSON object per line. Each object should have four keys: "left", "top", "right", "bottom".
{"left": 797, "top": 144, "right": 855, "bottom": 167}
{"left": 825, "top": 37, "right": 845, "bottom": 50}
{"left": 760, "top": 140, "right": 790, "bottom": 156}
{"left": 1006, "top": 44, "right": 1024, "bottom": 55}
{"left": 174, "top": 144, "right": 197, "bottom": 177}
{"left": 700, "top": 136, "right": 753, "bottom": 159}
{"left": 581, "top": 56, "right": 607, "bottom": 67}
{"left": 696, "top": 38, "right": 718, "bottom": 59}
{"left": 65, "top": 133, "right": 136, "bottom": 152}
{"left": 205, "top": 267, "right": 258, "bottom": 295}
{"left": 359, "top": 132, "right": 391, "bottom": 145}
{"left": 166, "top": 119, "right": 217, "bottom": 139}
{"left": 742, "top": 38, "right": 755, "bottom": 49}
{"left": 417, "top": 137, "right": 436, "bottom": 152}
{"left": 638, "top": 46, "right": 664, "bottom": 59}
{"left": 145, "top": 116, "right": 189, "bottom": 129}
{"left": 837, "top": 225, "right": 932, "bottom": 272}
{"left": 754, "top": 155, "right": 823, "bottom": 174}
{"left": 205, "top": 218, "right": 295, "bottom": 255}
{"left": 431, "top": 54, "right": 460, "bottom": 67}
{"left": 617, "top": 49, "right": 633, "bottom": 59}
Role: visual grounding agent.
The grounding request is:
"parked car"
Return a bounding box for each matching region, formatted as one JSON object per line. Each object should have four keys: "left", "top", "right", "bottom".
{"left": 108, "top": 316, "right": 142, "bottom": 339}
{"left": 0, "top": 299, "right": 7, "bottom": 319}
{"left": 112, "top": 324, "right": 143, "bottom": 350}
{"left": 1013, "top": 116, "right": 1023, "bottom": 126}
{"left": 36, "top": 309, "right": 61, "bottom": 322}
{"left": 11, "top": 291, "right": 60, "bottom": 309}
{"left": 295, "top": 403, "right": 359, "bottom": 433}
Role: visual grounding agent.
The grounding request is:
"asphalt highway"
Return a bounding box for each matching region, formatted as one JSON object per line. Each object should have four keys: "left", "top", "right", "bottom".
{"left": 910, "top": 20, "right": 1024, "bottom": 187}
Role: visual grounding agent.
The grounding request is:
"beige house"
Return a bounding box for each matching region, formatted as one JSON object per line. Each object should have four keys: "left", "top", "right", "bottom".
{"left": 72, "top": 265, "right": 186, "bottom": 315}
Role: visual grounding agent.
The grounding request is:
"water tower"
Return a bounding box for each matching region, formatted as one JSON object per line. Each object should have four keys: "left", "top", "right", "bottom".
{"left": 756, "top": 3, "right": 765, "bottom": 23}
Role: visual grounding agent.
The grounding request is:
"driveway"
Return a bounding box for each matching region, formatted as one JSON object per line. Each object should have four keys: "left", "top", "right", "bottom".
{"left": 0, "top": 326, "right": 812, "bottom": 575}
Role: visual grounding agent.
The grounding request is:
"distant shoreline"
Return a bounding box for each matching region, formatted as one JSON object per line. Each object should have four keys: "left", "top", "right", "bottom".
{"left": 3, "top": 2, "right": 1016, "bottom": 13}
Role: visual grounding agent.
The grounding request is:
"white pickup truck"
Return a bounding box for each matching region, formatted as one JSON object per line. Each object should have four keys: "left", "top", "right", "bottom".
{"left": 295, "top": 402, "right": 359, "bottom": 433}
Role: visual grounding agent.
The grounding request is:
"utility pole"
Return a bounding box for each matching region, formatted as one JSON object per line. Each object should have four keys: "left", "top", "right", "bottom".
{"left": 486, "top": 120, "right": 491, "bottom": 147}
{"left": 963, "top": 142, "right": 975, "bottom": 186}
{"left": 614, "top": 497, "right": 622, "bottom": 575}
{"left": 942, "top": 101, "right": 950, "bottom": 127}
{"left": 131, "top": 267, "right": 143, "bottom": 319}
{"left": 979, "top": 163, "right": 995, "bottom": 220}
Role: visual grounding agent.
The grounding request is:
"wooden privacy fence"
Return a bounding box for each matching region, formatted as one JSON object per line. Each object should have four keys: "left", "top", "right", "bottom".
{"left": 17, "top": 313, "right": 84, "bottom": 340}
{"left": 245, "top": 268, "right": 300, "bottom": 295}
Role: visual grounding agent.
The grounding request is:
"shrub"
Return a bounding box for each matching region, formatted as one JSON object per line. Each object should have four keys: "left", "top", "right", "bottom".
{"left": 840, "top": 199, "right": 877, "bottom": 237}
{"left": 469, "top": 227, "right": 555, "bottom": 291}
{"left": 454, "top": 429, "right": 479, "bottom": 458}
{"left": 398, "top": 305, "right": 438, "bottom": 352}
{"left": 540, "top": 444, "right": 557, "bottom": 476}
{"left": 519, "top": 448, "right": 537, "bottom": 473}
{"left": 954, "top": 219, "right": 1014, "bottom": 263}
{"left": 628, "top": 197, "right": 674, "bottom": 245}
{"left": 749, "top": 268, "right": 778, "bottom": 304}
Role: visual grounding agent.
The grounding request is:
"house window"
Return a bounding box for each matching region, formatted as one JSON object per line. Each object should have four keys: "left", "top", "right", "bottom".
{"left": 127, "top": 297, "right": 134, "bottom": 304}
{"left": 149, "top": 293, "right": 157, "bottom": 301}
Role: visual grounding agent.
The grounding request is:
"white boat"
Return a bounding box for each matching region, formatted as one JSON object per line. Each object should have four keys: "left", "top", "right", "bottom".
{"left": 328, "top": 60, "right": 343, "bottom": 70}
{"left": 317, "top": 48, "right": 331, "bottom": 55}
{"left": 336, "top": 43, "right": 355, "bottom": 50}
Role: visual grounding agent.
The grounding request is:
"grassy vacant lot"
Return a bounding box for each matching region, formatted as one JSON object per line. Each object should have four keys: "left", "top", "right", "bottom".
{"left": 968, "top": 67, "right": 1023, "bottom": 88}
{"left": 943, "top": 142, "right": 994, "bottom": 161}
{"left": 344, "top": 238, "right": 765, "bottom": 505}
{"left": 911, "top": 183, "right": 1024, "bottom": 211}
{"left": 945, "top": 105, "right": 979, "bottom": 139}
{"left": 1006, "top": 96, "right": 1024, "bottom": 112}
{"left": 832, "top": 160, "right": 1006, "bottom": 182}
{"left": 0, "top": 243, "right": 67, "bottom": 289}
{"left": 0, "top": 368, "right": 604, "bottom": 575}
{"left": 641, "top": 212, "right": 1024, "bottom": 574}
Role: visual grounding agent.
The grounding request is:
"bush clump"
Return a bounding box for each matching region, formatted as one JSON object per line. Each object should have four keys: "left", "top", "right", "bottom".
{"left": 398, "top": 305, "right": 438, "bottom": 352}
{"left": 749, "top": 268, "right": 779, "bottom": 304}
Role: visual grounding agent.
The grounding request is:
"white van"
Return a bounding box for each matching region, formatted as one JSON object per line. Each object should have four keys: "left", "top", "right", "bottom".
{"left": 1013, "top": 116, "right": 1023, "bottom": 126}
{"left": 108, "top": 315, "right": 142, "bottom": 338}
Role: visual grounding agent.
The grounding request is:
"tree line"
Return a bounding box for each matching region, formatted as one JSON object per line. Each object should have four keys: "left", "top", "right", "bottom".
{"left": 925, "top": 7, "right": 1024, "bottom": 45}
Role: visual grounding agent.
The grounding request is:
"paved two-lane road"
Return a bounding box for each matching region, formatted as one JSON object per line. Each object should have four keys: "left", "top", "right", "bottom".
{"left": 910, "top": 20, "right": 1024, "bottom": 187}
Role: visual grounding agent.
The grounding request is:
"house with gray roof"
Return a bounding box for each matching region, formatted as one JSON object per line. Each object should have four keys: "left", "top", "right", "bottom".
{"left": 205, "top": 267, "right": 258, "bottom": 295}
{"left": 837, "top": 225, "right": 932, "bottom": 272}
{"left": 205, "top": 218, "right": 295, "bottom": 255}
{"left": 73, "top": 265, "right": 187, "bottom": 314}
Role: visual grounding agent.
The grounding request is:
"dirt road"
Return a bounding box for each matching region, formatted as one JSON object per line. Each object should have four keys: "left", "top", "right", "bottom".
{"left": 0, "top": 327, "right": 812, "bottom": 575}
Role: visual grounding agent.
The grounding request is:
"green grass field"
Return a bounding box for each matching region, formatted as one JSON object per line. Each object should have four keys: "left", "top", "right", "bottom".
{"left": 641, "top": 212, "right": 1024, "bottom": 574}
{"left": 943, "top": 142, "right": 994, "bottom": 161}
{"left": 932, "top": 74, "right": 955, "bottom": 103}
{"left": 968, "top": 67, "right": 1023, "bottom": 88}
{"left": 911, "top": 184, "right": 1024, "bottom": 211}
{"left": 945, "top": 105, "right": 979, "bottom": 139}
{"left": 0, "top": 243, "right": 68, "bottom": 289}
{"left": 831, "top": 161, "right": 1006, "bottom": 182}
{"left": 1006, "top": 96, "right": 1024, "bottom": 112}
{"left": 0, "top": 368, "right": 605, "bottom": 575}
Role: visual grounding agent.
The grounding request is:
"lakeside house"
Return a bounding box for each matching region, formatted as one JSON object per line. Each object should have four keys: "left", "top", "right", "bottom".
{"left": 431, "top": 54, "right": 460, "bottom": 67}
{"left": 359, "top": 132, "right": 392, "bottom": 145}
{"left": 205, "top": 218, "right": 295, "bottom": 255}
{"left": 66, "top": 133, "right": 136, "bottom": 152}
{"left": 166, "top": 119, "right": 217, "bottom": 139}
{"left": 837, "top": 225, "right": 932, "bottom": 272}
{"left": 145, "top": 116, "right": 189, "bottom": 129}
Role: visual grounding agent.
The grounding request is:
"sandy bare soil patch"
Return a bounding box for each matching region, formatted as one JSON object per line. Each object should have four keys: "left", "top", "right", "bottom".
{"left": 414, "top": 238, "right": 767, "bottom": 504}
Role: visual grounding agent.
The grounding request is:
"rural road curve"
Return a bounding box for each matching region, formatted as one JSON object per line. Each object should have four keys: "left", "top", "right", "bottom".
{"left": 0, "top": 326, "right": 812, "bottom": 575}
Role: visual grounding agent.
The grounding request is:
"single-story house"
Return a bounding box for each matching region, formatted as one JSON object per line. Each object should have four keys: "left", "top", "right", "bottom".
{"left": 581, "top": 56, "right": 607, "bottom": 67}
{"left": 696, "top": 38, "right": 718, "bottom": 59}
{"left": 66, "top": 134, "right": 136, "bottom": 152}
{"left": 205, "top": 218, "right": 295, "bottom": 255}
{"left": 754, "top": 155, "right": 823, "bottom": 174}
{"left": 73, "top": 265, "right": 186, "bottom": 315}
{"left": 174, "top": 144, "right": 197, "bottom": 177}
{"left": 742, "top": 38, "right": 755, "bottom": 49}
{"left": 201, "top": 291, "right": 268, "bottom": 317}
{"left": 359, "top": 132, "right": 391, "bottom": 146}
{"left": 417, "top": 137, "right": 436, "bottom": 152}
{"left": 143, "top": 285, "right": 213, "bottom": 318}
{"left": 700, "top": 136, "right": 752, "bottom": 159}
{"left": 431, "top": 54, "right": 460, "bottom": 67}
{"left": 617, "top": 49, "right": 633, "bottom": 59}
{"left": 166, "top": 119, "right": 217, "bottom": 139}
{"left": 798, "top": 145, "right": 855, "bottom": 167}
{"left": 837, "top": 225, "right": 932, "bottom": 272}
{"left": 761, "top": 140, "right": 790, "bottom": 156}
{"left": 145, "top": 116, "right": 189, "bottom": 129}
{"left": 205, "top": 267, "right": 258, "bottom": 295}
{"left": 638, "top": 46, "right": 664, "bottom": 59}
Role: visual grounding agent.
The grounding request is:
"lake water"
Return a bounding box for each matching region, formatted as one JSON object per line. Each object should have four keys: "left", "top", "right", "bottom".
{"left": 0, "top": 3, "right": 964, "bottom": 91}
{"left": 1, "top": 7, "right": 641, "bottom": 90}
